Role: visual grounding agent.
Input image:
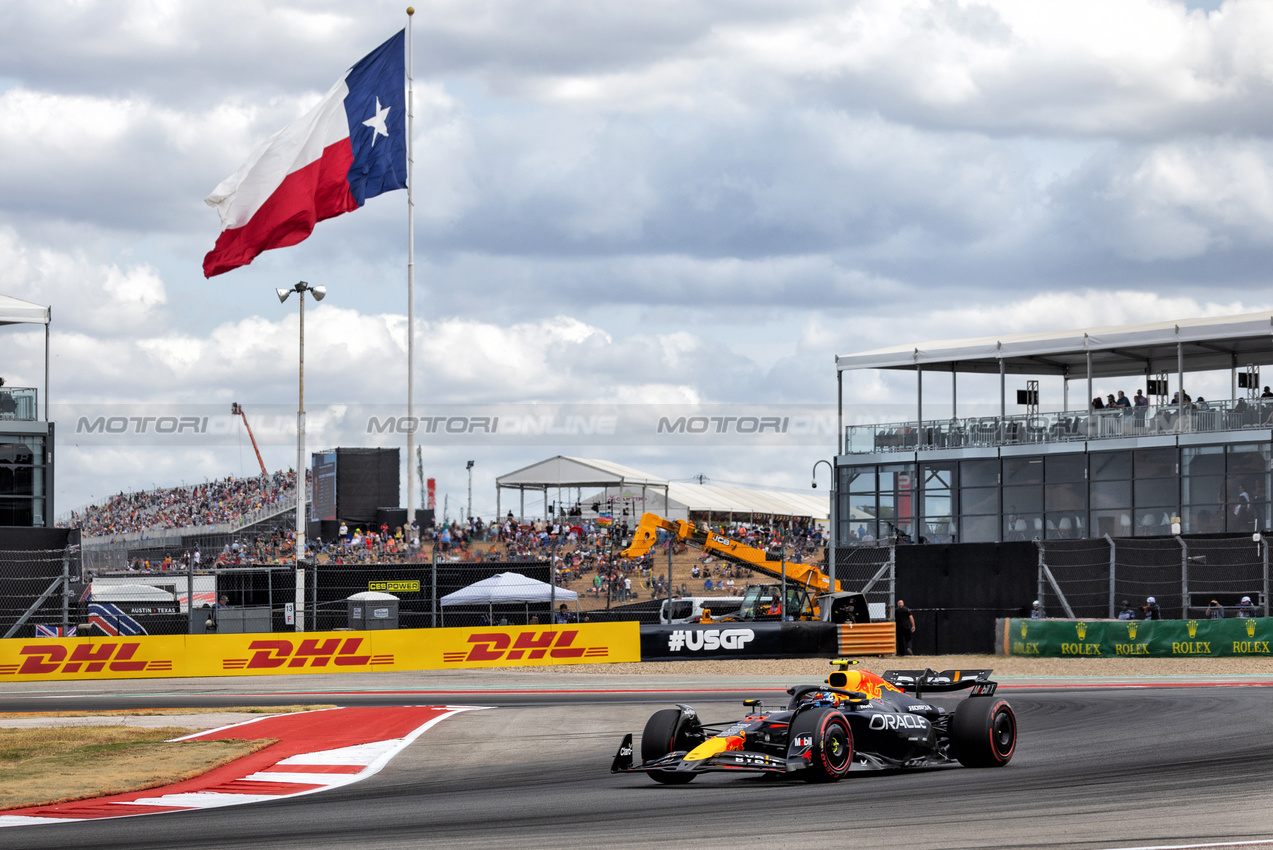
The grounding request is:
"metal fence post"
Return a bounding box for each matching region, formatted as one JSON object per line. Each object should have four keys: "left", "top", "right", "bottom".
{"left": 187, "top": 539, "right": 196, "bottom": 633}
{"left": 1177, "top": 535, "right": 1189, "bottom": 619}
{"left": 1036, "top": 543, "right": 1045, "bottom": 611}
{"left": 61, "top": 548, "right": 71, "bottom": 634}
{"left": 1264, "top": 536, "right": 1270, "bottom": 618}
{"left": 1105, "top": 534, "right": 1116, "bottom": 617}
{"left": 888, "top": 540, "right": 896, "bottom": 616}
{"left": 431, "top": 547, "right": 438, "bottom": 628}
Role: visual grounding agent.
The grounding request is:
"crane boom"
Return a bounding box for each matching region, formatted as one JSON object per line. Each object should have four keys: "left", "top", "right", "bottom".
{"left": 620, "top": 512, "right": 839, "bottom": 594}
{"left": 230, "top": 402, "right": 268, "bottom": 477}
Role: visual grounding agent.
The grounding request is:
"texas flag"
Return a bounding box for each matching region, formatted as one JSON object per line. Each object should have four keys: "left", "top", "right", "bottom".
{"left": 203, "top": 31, "right": 407, "bottom": 277}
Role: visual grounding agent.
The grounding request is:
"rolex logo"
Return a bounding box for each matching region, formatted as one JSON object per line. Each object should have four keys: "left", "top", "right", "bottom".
{"left": 1248, "top": 619, "right": 1257, "bottom": 637}
{"left": 1187, "top": 620, "right": 1198, "bottom": 638}
{"left": 1075, "top": 622, "right": 1087, "bottom": 640}
{"left": 1020, "top": 621, "right": 1028, "bottom": 638}
{"left": 1128, "top": 622, "right": 1138, "bottom": 640}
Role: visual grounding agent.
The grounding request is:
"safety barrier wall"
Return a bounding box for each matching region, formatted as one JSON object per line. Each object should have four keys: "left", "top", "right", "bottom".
{"left": 639, "top": 622, "right": 895, "bottom": 660}
{"left": 1000, "top": 617, "right": 1273, "bottom": 657}
{"left": 0, "top": 622, "right": 640, "bottom": 682}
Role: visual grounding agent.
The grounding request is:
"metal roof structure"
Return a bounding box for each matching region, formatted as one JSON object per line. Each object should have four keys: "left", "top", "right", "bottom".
{"left": 495, "top": 456, "right": 837, "bottom": 522}
{"left": 836, "top": 311, "right": 1273, "bottom": 379}
{"left": 496, "top": 456, "right": 667, "bottom": 489}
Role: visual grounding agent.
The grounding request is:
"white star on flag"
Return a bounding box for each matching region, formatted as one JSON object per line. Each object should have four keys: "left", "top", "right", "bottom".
{"left": 362, "top": 97, "right": 390, "bottom": 145}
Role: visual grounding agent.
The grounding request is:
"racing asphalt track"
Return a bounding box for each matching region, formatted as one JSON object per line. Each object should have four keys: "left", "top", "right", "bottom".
{"left": 1, "top": 672, "right": 1272, "bottom": 850}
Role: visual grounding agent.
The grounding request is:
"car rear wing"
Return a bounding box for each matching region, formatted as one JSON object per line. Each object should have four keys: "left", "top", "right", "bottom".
{"left": 881, "top": 669, "right": 997, "bottom": 699}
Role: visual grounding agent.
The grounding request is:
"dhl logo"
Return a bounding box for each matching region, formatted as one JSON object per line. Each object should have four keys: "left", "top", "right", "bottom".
{"left": 442, "top": 630, "right": 609, "bottom": 664}
{"left": 222, "top": 637, "right": 393, "bottom": 670}
{"left": 0, "top": 642, "right": 172, "bottom": 676}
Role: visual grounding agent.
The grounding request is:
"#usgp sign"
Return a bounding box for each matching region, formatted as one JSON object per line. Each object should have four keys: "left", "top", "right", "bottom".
{"left": 639, "top": 622, "right": 837, "bottom": 660}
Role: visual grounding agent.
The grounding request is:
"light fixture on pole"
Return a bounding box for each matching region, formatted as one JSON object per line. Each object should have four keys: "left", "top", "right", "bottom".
{"left": 812, "top": 459, "right": 838, "bottom": 598}
{"left": 277, "top": 280, "right": 326, "bottom": 632}
{"left": 466, "top": 460, "right": 475, "bottom": 522}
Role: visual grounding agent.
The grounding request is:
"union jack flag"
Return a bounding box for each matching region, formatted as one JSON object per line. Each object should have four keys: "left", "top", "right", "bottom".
{"left": 34, "top": 624, "right": 76, "bottom": 638}
{"left": 87, "top": 603, "right": 147, "bottom": 637}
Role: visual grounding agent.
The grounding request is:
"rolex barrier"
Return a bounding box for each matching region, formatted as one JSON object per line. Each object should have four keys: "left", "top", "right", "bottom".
{"left": 999, "top": 617, "right": 1273, "bottom": 658}
{"left": 0, "top": 622, "right": 640, "bottom": 682}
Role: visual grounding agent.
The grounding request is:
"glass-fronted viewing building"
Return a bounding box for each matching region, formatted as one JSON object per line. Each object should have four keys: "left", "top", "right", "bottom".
{"left": 833, "top": 312, "right": 1273, "bottom": 544}
{"left": 0, "top": 295, "right": 53, "bottom": 527}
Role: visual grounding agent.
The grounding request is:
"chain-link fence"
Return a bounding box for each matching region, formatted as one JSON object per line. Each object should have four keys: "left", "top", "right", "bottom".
{"left": 0, "top": 548, "right": 82, "bottom": 639}
{"left": 7, "top": 555, "right": 561, "bottom": 638}
{"left": 831, "top": 542, "right": 894, "bottom": 619}
{"left": 1038, "top": 534, "right": 1270, "bottom": 619}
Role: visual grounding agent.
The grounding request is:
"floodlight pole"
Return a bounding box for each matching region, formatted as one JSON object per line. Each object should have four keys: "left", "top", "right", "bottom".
{"left": 278, "top": 281, "right": 326, "bottom": 632}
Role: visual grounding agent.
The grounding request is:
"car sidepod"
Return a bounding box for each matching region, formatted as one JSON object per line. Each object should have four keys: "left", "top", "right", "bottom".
{"left": 846, "top": 702, "right": 937, "bottom": 764}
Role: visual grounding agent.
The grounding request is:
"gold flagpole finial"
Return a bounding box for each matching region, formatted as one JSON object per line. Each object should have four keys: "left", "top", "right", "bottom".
{"left": 407, "top": 6, "right": 414, "bottom": 14}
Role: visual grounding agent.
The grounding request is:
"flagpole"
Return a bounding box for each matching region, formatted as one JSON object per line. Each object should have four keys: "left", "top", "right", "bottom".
{"left": 405, "top": 7, "right": 416, "bottom": 525}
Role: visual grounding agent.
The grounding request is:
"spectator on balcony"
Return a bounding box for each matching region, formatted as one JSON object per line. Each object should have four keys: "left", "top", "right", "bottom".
{"left": 1134, "top": 389, "right": 1148, "bottom": 406}
{"left": 1235, "top": 485, "right": 1253, "bottom": 528}
{"left": 1114, "top": 391, "right": 1132, "bottom": 414}
{"left": 1091, "top": 396, "right": 1105, "bottom": 410}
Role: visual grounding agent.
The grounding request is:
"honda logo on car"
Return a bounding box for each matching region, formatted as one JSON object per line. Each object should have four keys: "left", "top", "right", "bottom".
{"left": 667, "top": 628, "right": 755, "bottom": 652}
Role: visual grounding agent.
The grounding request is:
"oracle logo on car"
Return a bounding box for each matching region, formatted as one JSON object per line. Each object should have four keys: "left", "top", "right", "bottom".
{"left": 442, "top": 630, "right": 610, "bottom": 664}
{"left": 0, "top": 642, "right": 171, "bottom": 676}
{"left": 221, "top": 637, "right": 394, "bottom": 671}
{"left": 667, "top": 628, "right": 755, "bottom": 652}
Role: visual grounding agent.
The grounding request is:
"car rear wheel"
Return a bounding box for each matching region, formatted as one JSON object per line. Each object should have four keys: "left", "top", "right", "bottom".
{"left": 950, "top": 697, "right": 1016, "bottom": 767}
{"left": 789, "top": 707, "right": 853, "bottom": 783}
{"left": 641, "top": 708, "right": 701, "bottom": 784}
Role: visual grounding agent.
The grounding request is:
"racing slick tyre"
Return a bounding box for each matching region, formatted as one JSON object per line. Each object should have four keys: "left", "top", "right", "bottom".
{"left": 950, "top": 697, "right": 1016, "bottom": 768}
{"left": 641, "top": 709, "right": 702, "bottom": 785}
{"left": 788, "top": 707, "right": 853, "bottom": 783}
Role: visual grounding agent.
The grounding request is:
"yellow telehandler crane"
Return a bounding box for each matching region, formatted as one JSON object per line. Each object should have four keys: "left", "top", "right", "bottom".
{"left": 621, "top": 512, "right": 868, "bottom": 623}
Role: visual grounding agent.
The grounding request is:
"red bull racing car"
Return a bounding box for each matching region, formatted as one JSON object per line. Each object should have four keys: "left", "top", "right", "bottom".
{"left": 611, "top": 664, "right": 1016, "bottom": 783}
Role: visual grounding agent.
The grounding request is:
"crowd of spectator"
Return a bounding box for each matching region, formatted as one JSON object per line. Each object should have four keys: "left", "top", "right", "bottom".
{"left": 101, "top": 508, "right": 827, "bottom": 609}
{"left": 65, "top": 470, "right": 302, "bottom": 537}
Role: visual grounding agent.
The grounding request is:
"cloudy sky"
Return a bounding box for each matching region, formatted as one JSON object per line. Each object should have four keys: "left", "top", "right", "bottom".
{"left": 3, "top": 0, "right": 1270, "bottom": 521}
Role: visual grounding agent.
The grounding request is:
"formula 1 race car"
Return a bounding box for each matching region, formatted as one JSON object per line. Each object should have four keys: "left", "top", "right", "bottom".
{"left": 611, "top": 663, "right": 1016, "bottom": 783}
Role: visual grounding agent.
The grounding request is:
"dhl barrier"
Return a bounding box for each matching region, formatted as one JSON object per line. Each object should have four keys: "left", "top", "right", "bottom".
{"left": 1001, "top": 617, "right": 1273, "bottom": 658}
{"left": 0, "top": 622, "right": 640, "bottom": 682}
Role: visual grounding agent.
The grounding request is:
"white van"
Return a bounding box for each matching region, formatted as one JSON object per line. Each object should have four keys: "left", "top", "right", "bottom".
{"left": 659, "top": 596, "right": 744, "bottom": 624}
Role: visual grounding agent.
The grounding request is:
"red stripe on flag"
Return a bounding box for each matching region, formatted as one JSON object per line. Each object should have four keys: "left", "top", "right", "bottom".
{"left": 203, "top": 139, "right": 357, "bottom": 277}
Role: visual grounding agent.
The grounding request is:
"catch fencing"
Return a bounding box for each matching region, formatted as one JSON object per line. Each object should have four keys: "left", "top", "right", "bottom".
{"left": 1037, "top": 535, "right": 1269, "bottom": 620}
{"left": 2, "top": 553, "right": 557, "bottom": 639}
{"left": 831, "top": 542, "right": 894, "bottom": 618}
{"left": 0, "top": 547, "right": 82, "bottom": 639}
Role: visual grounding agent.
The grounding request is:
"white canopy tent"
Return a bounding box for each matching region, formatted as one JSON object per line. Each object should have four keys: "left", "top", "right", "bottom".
{"left": 438, "top": 571, "right": 578, "bottom": 626}
{"left": 496, "top": 456, "right": 669, "bottom": 523}
{"left": 0, "top": 294, "right": 51, "bottom": 420}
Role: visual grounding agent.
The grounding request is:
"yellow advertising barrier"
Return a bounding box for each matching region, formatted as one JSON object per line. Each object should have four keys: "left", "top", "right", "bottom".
{"left": 0, "top": 622, "right": 641, "bottom": 683}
